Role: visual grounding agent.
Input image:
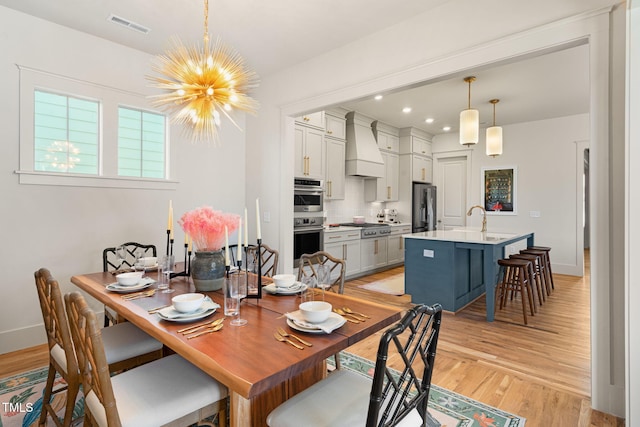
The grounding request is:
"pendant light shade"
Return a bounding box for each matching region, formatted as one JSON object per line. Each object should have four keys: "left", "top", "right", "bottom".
{"left": 460, "top": 76, "right": 479, "bottom": 146}
{"left": 486, "top": 99, "right": 503, "bottom": 157}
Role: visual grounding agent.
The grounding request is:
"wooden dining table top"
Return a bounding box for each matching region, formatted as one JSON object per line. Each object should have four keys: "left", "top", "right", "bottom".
{"left": 70, "top": 270, "right": 404, "bottom": 425}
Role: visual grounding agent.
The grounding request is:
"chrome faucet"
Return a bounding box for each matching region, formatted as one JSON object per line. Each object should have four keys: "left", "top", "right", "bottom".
{"left": 467, "top": 205, "right": 487, "bottom": 232}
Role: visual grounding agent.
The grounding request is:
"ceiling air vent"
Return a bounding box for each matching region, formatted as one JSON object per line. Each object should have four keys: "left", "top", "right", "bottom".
{"left": 107, "top": 14, "right": 150, "bottom": 35}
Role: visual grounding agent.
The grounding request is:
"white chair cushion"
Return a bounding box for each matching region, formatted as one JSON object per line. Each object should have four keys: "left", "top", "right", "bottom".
{"left": 266, "top": 370, "right": 423, "bottom": 427}
{"left": 101, "top": 321, "right": 162, "bottom": 364}
{"left": 86, "top": 354, "right": 227, "bottom": 427}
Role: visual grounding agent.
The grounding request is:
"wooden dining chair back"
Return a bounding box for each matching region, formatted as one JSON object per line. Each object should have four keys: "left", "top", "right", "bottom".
{"left": 297, "top": 251, "right": 346, "bottom": 294}
{"left": 65, "top": 291, "right": 228, "bottom": 427}
{"left": 34, "top": 268, "right": 81, "bottom": 427}
{"left": 246, "top": 243, "right": 279, "bottom": 277}
{"left": 102, "top": 242, "right": 157, "bottom": 325}
{"left": 266, "top": 303, "right": 443, "bottom": 427}
{"left": 102, "top": 242, "right": 157, "bottom": 272}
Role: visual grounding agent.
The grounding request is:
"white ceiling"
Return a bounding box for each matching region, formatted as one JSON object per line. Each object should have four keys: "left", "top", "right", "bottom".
{"left": 0, "top": 0, "right": 590, "bottom": 135}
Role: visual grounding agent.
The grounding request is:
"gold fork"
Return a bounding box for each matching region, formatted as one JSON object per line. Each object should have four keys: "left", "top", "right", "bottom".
{"left": 122, "top": 289, "right": 156, "bottom": 300}
{"left": 333, "top": 308, "right": 363, "bottom": 323}
{"left": 179, "top": 318, "right": 225, "bottom": 335}
{"left": 342, "top": 307, "right": 371, "bottom": 319}
{"left": 185, "top": 323, "right": 224, "bottom": 339}
{"left": 277, "top": 327, "right": 312, "bottom": 347}
{"left": 273, "top": 332, "right": 304, "bottom": 349}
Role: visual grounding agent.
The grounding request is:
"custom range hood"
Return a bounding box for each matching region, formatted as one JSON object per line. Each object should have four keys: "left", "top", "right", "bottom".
{"left": 345, "top": 111, "right": 384, "bottom": 178}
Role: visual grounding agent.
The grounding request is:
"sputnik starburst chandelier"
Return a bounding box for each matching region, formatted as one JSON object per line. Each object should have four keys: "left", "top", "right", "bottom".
{"left": 148, "top": 0, "right": 259, "bottom": 143}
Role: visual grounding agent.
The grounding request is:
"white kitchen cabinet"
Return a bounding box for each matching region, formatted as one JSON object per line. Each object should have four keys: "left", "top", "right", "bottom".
{"left": 295, "top": 111, "right": 324, "bottom": 129}
{"left": 294, "top": 125, "right": 325, "bottom": 179}
{"left": 372, "top": 120, "right": 400, "bottom": 153}
{"left": 399, "top": 128, "right": 432, "bottom": 156}
{"left": 360, "top": 238, "right": 388, "bottom": 272}
{"left": 325, "top": 112, "right": 346, "bottom": 140}
{"left": 324, "top": 138, "right": 345, "bottom": 199}
{"left": 364, "top": 151, "right": 399, "bottom": 202}
{"left": 323, "top": 228, "right": 361, "bottom": 278}
{"left": 412, "top": 155, "right": 433, "bottom": 183}
{"left": 387, "top": 225, "right": 411, "bottom": 265}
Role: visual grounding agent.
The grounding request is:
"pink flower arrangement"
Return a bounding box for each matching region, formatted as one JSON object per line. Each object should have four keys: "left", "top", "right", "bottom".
{"left": 179, "top": 206, "right": 239, "bottom": 251}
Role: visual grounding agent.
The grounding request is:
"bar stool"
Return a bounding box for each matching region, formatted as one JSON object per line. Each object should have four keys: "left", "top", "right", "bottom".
{"left": 496, "top": 258, "right": 536, "bottom": 325}
{"left": 510, "top": 253, "right": 545, "bottom": 306}
{"left": 521, "top": 248, "right": 552, "bottom": 296}
{"left": 527, "top": 246, "right": 555, "bottom": 291}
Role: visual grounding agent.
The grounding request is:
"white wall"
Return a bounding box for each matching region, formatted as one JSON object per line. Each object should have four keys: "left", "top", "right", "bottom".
{"left": 247, "top": 0, "right": 624, "bottom": 417}
{"left": 0, "top": 7, "right": 246, "bottom": 353}
{"left": 432, "top": 114, "right": 589, "bottom": 275}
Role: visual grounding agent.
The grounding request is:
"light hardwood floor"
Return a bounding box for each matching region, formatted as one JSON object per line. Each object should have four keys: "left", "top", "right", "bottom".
{"left": 1, "top": 257, "right": 624, "bottom": 426}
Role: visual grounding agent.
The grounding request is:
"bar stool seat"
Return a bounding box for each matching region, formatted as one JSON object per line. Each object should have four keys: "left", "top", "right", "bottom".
{"left": 527, "top": 246, "right": 555, "bottom": 291}
{"left": 496, "top": 258, "right": 536, "bottom": 325}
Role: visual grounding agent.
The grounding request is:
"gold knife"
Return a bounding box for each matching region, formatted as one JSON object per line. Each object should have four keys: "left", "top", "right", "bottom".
{"left": 186, "top": 324, "right": 224, "bottom": 339}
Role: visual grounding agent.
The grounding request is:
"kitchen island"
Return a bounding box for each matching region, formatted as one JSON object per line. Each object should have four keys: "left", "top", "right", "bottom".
{"left": 403, "top": 228, "right": 534, "bottom": 321}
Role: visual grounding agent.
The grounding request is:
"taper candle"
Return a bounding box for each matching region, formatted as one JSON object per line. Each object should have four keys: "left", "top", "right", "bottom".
{"left": 167, "top": 200, "right": 173, "bottom": 231}
{"left": 237, "top": 217, "right": 242, "bottom": 262}
{"left": 244, "top": 208, "right": 248, "bottom": 247}
{"left": 188, "top": 236, "right": 192, "bottom": 252}
{"left": 256, "top": 198, "right": 261, "bottom": 240}
{"left": 224, "top": 226, "right": 230, "bottom": 266}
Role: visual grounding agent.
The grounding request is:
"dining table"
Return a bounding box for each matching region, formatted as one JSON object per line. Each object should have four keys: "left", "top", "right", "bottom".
{"left": 70, "top": 269, "right": 404, "bottom": 427}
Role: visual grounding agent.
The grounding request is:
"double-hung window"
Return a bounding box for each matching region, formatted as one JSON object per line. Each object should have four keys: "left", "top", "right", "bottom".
{"left": 18, "top": 66, "right": 175, "bottom": 189}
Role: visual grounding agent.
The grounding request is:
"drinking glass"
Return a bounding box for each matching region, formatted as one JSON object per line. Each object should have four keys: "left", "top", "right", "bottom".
{"left": 158, "top": 255, "right": 175, "bottom": 293}
{"left": 115, "top": 245, "right": 127, "bottom": 270}
{"left": 316, "top": 264, "right": 331, "bottom": 301}
{"left": 300, "top": 274, "right": 317, "bottom": 303}
{"left": 224, "top": 273, "right": 247, "bottom": 326}
{"left": 133, "top": 250, "right": 146, "bottom": 278}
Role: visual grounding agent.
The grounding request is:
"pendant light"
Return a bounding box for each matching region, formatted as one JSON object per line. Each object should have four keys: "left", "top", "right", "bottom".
{"left": 486, "top": 99, "right": 503, "bottom": 157}
{"left": 459, "top": 76, "right": 479, "bottom": 146}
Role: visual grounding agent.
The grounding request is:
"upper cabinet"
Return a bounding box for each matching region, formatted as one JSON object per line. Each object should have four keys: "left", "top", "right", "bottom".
{"left": 364, "top": 151, "right": 399, "bottom": 202}
{"left": 295, "top": 111, "right": 325, "bottom": 130}
{"left": 399, "top": 127, "right": 432, "bottom": 157}
{"left": 294, "top": 125, "right": 325, "bottom": 179}
{"left": 325, "top": 111, "right": 346, "bottom": 140}
{"left": 325, "top": 138, "right": 345, "bottom": 199}
{"left": 372, "top": 121, "right": 400, "bottom": 153}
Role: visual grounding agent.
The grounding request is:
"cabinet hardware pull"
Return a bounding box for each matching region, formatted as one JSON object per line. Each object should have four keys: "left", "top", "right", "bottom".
{"left": 387, "top": 145, "right": 392, "bottom": 149}
{"left": 375, "top": 239, "right": 378, "bottom": 255}
{"left": 343, "top": 244, "right": 346, "bottom": 259}
{"left": 327, "top": 130, "right": 333, "bottom": 134}
{"left": 387, "top": 186, "right": 391, "bottom": 200}
{"left": 422, "top": 168, "right": 425, "bottom": 181}
{"left": 304, "top": 116, "right": 310, "bottom": 121}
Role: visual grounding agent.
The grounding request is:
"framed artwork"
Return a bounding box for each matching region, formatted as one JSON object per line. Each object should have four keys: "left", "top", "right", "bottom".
{"left": 482, "top": 166, "right": 517, "bottom": 215}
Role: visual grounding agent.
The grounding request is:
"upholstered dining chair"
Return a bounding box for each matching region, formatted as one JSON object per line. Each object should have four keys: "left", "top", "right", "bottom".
{"left": 102, "top": 242, "right": 157, "bottom": 326}
{"left": 246, "top": 243, "right": 279, "bottom": 277}
{"left": 297, "top": 251, "right": 345, "bottom": 294}
{"left": 64, "top": 291, "right": 228, "bottom": 427}
{"left": 267, "top": 303, "right": 443, "bottom": 427}
{"left": 34, "top": 268, "right": 164, "bottom": 427}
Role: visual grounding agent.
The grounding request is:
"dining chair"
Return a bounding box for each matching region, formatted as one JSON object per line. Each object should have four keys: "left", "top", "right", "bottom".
{"left": 102, "top": 242, "right": 157, "bottom": 326}
{"left": 297, "top": 251, "right": 345, "bottom": 294}
{"left": 34, "top": 268, "right": 164, "bottom": 427}
{"left": 267, "top": 303, "right": 443, "bottom": 427}
{"left": 64, "top": 291, "right": 228, "bottom": 427}
{"left": 246, "top": 243, "right": 279, "bottom": 277}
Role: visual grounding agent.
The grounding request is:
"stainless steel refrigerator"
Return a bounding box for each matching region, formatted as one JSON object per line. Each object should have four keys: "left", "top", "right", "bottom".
{"left": 412, "top": 183, "right": 437, "bottom": 232}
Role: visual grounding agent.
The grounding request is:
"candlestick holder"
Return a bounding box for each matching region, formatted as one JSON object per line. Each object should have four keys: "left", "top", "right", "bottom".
{"left": 165, "top": 230, "right": 171, "bottom": 256}
{"left": 245, "top": 239, "right": 262, "bottom": 299}
{"left": 170, "top": 243, "right": 191, "bottom": 279}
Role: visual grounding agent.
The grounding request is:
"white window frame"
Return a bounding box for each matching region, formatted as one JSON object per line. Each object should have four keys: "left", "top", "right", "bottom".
{"left": 16, "top": 65, "right": 177, "bottom": 190}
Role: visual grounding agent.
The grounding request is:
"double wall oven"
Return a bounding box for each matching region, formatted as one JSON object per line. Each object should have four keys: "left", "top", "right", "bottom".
{"left": 293, "top": 178, "right": 324, "bottom": 266}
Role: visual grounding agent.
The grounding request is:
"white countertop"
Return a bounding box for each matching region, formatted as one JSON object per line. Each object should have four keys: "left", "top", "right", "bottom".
{"left": 324, "top": 225, "right": 361, "bottom": 233}
{"left": 403, "top": 228, "right": 532, "bottom": 245}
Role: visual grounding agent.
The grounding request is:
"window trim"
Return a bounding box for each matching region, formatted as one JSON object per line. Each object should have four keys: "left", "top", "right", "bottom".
{"left": 16, "top": 65, "right": 177, "bottom": 190}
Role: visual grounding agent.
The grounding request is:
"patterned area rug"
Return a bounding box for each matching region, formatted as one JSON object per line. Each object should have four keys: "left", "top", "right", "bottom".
{"left": 358, "top": 273, "right": 405, "bottom": 295}
{"left": 2, "top": 355, "right": 525, "bottom": 427}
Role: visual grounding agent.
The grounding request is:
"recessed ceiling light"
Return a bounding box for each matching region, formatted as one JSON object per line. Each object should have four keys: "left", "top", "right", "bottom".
{"left": 425, "top": 118, "right": 434, "bottom": 124}
{"left": 442, "top": 126, "right": 451, "bottom": 132}
{"left": 374, "top": 95, "right": 383, "bottom": 100}
{"left": 402, "top": 107, "right": 412, "bottom": 113}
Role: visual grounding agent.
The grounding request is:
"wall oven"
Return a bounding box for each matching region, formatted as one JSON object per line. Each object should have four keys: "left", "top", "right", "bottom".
{"left": 294, "top": 178, "right": 324, "bottom": 213}
{"left": 293, "top": 215, "right": 324, "bottom": 267}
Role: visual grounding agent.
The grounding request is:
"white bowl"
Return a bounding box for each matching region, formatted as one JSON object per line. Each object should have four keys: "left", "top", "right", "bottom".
{"left": 273, "top": 274, "right": 296, "bottom": 288}
{"left": 299, "top": 301, "right": 332, "bottom": 323}
{"left": 141, "top": 256, "right": 158, "bottom": 267}
{"left": 172, "top": 293, "right": 205, "bottom": 313}
{"left": 115, "top": 271, "right": 144, "bottom": 286}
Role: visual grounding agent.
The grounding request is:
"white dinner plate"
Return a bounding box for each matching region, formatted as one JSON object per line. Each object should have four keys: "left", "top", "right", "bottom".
{"left": 286, "top": 311, "right": 346, "bottom": 334}
{"left": 263, "top": 282, "right": 307, "bottom": 295}
{"left": 157, "top": 307, "right": 217, "bottom": 323}
{"left": 105, "top": 281, "right": 154, "bottom": 293}
{"left": 156, "top": 297, "right": 219, "bottom": 322}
